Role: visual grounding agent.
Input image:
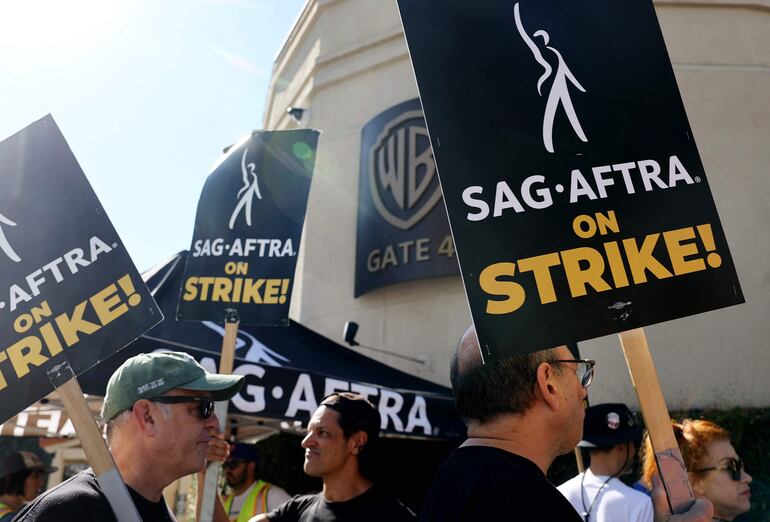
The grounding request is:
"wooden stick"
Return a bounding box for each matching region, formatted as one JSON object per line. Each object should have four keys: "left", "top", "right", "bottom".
{"left": 198, "top": 311, "right": 239, "bottom": 522}
{"left": 618, "top": 328, "right": 695, "bottom": 514}
{"left": 218, "top": 318, "right": 238, "bottom": 374}
{"left": 574, "top": 447, "right": 585, "bottom": 474}
{"left": 217, "top": 314, "right": 239, "bottom": 441}
{"left": 56, "top": 376, "right": 142, "bottom": 522}
{"left": 569, "top": 343, "right": 587, "bottom": 474}
{"left": 573, "top": 399, "right": 591, "bottom": 473}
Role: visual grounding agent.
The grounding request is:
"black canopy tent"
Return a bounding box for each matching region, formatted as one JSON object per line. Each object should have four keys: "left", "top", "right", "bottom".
{"left": 77, "top": 251, "right": 464, "bottom": 440}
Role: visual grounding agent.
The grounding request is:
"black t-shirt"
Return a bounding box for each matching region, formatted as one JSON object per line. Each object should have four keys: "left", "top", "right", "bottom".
{"left": 13, "top": 470, "right": 174, "bottom": 521}
{"left": 420, "top": 446, "right": 583, "bottom": 521}
{"left": 266, "top": 485, "right": 415, "bottom": 522}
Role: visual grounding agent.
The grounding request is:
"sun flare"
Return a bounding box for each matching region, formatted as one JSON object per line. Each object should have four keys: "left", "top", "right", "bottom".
{"left": 0, "top": 0, "right": 136, "bottom": 75}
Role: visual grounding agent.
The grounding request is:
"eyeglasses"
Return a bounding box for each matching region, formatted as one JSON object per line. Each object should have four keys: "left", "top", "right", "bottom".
{"left": 223, "top": 459, "right": 246, "bottom": 470}
{"left": 693, "top": 458, "right": 745, "bottom": 481}
{"left": 550, "top": 359, "right": 596, "bottom": 388}
{"left": 148, "top": 396, "right": 215, "bottom": 419}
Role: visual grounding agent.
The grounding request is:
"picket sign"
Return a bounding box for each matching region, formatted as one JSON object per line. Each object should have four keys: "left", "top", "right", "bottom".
{"left": 0, "top": 116, "right": 167, "bottom": 521}
{"left": 198, "top": 311, "right": 239, "bottom": 522}
{"left": 393, "top": 0, "right": 746, "bottom": 513}
{"left": 50, "top": 363, "right": 142, "bottom": 522}
{"left": 619, "top": 328, "right": 695, "bottom": 513}
{"left": 180, "top": 129, "right": 318, "bottom": 519}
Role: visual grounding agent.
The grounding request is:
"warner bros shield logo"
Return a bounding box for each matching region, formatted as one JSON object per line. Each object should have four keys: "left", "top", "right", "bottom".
{"left": 369, "top": 110, "right": 442, "bottom": 230}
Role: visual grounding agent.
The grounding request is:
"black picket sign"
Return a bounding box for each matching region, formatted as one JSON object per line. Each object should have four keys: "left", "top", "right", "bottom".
{"left": 0, "top": 115, "right": 161, "bottom": 424}
{"left": 397, "top": 0, "right": 744, "bottom": 360}
{"left": 178, "top": 130, "right": 319, "bottom": 325}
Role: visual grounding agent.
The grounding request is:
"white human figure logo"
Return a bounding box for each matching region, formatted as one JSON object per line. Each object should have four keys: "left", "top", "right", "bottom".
{"left": 228, "top": 147, "right": 263, "bottom": 230}
{"left": 514, "top": 3, "right": 588, "bottom": 153}
{"left": 0, "top": 211, "right": 21, "bottom": 262}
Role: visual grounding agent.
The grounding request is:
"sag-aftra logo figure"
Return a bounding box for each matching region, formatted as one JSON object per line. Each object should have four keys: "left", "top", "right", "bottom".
{"left": 0, "top": 211, "right": 21, "bottom": 263}
{"left": 514, "top": 2, "right": 588, "bottom": 153}
{"left": 229, "top": 147, "right": 263, "bottom": 230}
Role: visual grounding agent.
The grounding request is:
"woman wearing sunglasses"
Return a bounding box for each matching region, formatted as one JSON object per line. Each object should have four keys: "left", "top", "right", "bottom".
{"left": 640, "top": 419, "right": 752, "bottom": 521}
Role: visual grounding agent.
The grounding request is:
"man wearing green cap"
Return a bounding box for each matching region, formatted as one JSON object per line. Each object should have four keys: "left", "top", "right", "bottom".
{"left": 14, "top": 351, "right": 244, "bottom": 521}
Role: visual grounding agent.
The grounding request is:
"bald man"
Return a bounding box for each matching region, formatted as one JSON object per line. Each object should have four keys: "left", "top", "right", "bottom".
{"left": 419, "top": 326, "right": 713, "bottom": 522}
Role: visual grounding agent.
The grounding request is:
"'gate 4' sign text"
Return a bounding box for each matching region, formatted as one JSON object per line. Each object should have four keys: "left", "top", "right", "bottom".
{"left": 355, "top": 99, "right": 459, "bottom": 297}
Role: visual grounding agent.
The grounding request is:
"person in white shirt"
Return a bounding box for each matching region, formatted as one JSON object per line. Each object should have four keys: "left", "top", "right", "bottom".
{"left": 558, "top": 403, "right": 653, "bottom": 522}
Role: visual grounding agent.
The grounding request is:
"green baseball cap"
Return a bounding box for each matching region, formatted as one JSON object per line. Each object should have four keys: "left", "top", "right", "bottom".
{"left": 101, "top": 351, "right": 244, "bottom": 422}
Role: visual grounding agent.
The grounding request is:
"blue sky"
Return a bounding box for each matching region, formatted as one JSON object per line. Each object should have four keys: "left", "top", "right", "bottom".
{"left": 0, "top": 0, "right": 306, "bottom": 272}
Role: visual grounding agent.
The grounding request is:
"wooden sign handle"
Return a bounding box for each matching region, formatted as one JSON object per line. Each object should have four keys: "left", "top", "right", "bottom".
{"left": 574, "top": 447, "right": 585, "bottom": 474}
{"left": 573, "top": 398, "right": 589, "bottom": 474}
{"left": 218, "top": 314, "right": 238, "bottom": 375}
{"left": 54, "top": 372, "right": 141, "bottom": 522}
{"left": 198, "top": 311, "right": 239, "bottom": 522}
{"left": 618, "top": 328, "right": 695, "bottom": 514}
{"left": 217, "top": 311, "right": 239, "bottom": 440}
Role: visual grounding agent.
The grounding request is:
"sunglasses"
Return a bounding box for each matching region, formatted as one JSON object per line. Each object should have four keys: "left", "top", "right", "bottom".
{"left": 148, "top": 396, "right": 215, "bottom": 419}
{"left": 694, "top": 458, "right": 745, "bottom": 481}
{"left": 551, "top": 359, "right": 596, "bottom": 388}
{"left": 223, "top": 459, "right": 246, "bottom": 470}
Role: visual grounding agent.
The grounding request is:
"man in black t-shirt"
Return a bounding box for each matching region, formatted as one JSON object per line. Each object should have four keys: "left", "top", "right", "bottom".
{"left": 14, "top": 352, "right": 244, "bottom": 521}
{"left": 263, "top": 483, "right": 412, "bottom": 522}
{"left": 251, "top": 392, "right": 414, "bottom": 522}
{"left": 420, "top": 326, "right": 714, "bottom": 522}
{"left": 13, "top": 470, "right": 176, "bottom": 521}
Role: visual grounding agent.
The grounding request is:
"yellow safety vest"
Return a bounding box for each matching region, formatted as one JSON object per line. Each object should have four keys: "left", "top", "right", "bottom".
{"left": 223, "top": 480, "right": 271, "bottom": 522}
{"left": 0, "top": 502, "right": 15, "bottom": 519}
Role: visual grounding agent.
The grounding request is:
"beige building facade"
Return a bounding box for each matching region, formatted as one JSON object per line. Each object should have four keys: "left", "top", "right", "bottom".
{"left": 264, "top": 0, "right": 770, "bottom": 409}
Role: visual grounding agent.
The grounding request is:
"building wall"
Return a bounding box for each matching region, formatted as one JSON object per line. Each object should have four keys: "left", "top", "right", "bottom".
{"left": 264, "top": 0, "right": 770, "bottom": 409}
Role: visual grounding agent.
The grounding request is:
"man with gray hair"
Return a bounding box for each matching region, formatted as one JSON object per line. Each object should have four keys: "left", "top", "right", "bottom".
{"left": 14, "top": 351, "right": 244, "bottom": 521}
{"left": 419, "top": 326, "right": 713, "bottom": 521}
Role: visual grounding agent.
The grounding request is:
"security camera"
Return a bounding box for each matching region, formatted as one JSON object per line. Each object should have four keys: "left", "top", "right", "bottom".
{"left": 286, "top": 106, "right": 308, "bottom": 124}
{"left": 343, "top": 321, "right": 360, "bottom": 347}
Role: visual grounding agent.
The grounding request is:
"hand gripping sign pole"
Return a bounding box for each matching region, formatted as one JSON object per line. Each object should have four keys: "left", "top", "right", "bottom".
{"left": 198, "top": 309, "right": 239, "bottom": 522}
{"left": 48, "top": 362, "right": 142, "bottom": 522}
{"left": 619, "top": 328, "right": 695, "bottom": 513}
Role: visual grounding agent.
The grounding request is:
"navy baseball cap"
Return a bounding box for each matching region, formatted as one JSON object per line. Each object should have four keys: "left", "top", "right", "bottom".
{"left": 578, "top": 403, "right": 644, "bottom": 448}
{"left": 228, "top": 443, "right": 260, "bottom": 464}
{"left": 0, "top": 451, "right": 57, "bottom": 480}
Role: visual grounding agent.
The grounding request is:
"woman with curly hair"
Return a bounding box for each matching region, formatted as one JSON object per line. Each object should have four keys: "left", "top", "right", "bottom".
{"left": 641, "top": 419, "right": 752, "bottom": 521}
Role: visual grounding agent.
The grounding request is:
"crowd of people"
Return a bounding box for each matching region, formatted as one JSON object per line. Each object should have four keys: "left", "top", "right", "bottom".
{"left": 0, "top": 329, "right": 754, "bottom": 521}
